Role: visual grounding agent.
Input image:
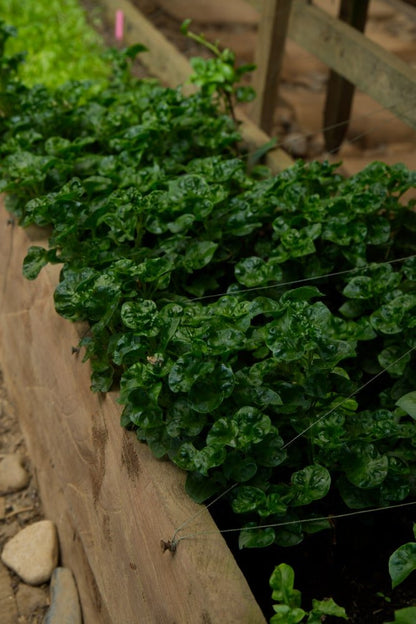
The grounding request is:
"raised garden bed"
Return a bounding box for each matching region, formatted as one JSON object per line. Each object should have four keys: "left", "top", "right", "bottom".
{"left": 1, "top": 8, "right": 416, "bottom": 623}
{"left": 0, "top": 203, "right": 266, "bottom": 623}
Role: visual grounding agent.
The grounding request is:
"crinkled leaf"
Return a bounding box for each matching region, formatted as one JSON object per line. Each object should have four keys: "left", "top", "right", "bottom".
{"left": 235, "top": 256, "right": 280, "bottom": 287}
{"left": 308, "top": 598, "right": 347, "bottom": 622}
{"left": 168, "top": 355, "right": 215, "bottom": 393}
{"left": 290, "top": 464, "right": 331, "bottom": 506}
{"left": 344, "top": 444, "right": 389, "bottom": 489}
{"left": 232, "top": 486, "right": 267, "bottom": 514}
{"left": 379, "top": 347, "right": 411, "bottom": 378}
{"left": 23, "top": 246, "right": 59, "bottom": 279}
{"left": 121, "top": 299, "right": 159, "bottom": 334}
{"left": 232, "top": 406, "right": 272, "bottom": 448}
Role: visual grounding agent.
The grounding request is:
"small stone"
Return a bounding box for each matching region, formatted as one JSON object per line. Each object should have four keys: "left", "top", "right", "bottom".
{"left": 16, "top": 583, "right": 48, "bottom": 616}
{"left": 0, "top": 455, "right": 30, "bottom": 495}
{"left": 282, "top": 132, "right": 308, "bottom": 158}
{"left": 1, "top": 520, "right": 58, "bottom": 585}
{"left": 43, "top": 567, "right": 82, "bottom": 624}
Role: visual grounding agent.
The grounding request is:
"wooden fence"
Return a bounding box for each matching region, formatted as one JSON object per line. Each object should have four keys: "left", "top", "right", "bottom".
{"left": 100, "top": 0, "right": 416, "bottom": 168}
{"left": 250, "top": 0, "right": 416, "bottom": 151}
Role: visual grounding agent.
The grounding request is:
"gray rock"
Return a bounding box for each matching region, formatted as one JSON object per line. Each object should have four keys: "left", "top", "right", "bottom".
{"left": 43, "top": 567, "right": 82, "bottom": 624}
{"left": 0, "top": 454, "right": 29, "bottom": 494}
{"left": 1, "top": 520, "right": 58, "bottom": 585}
{"left": 16, "top": 583, "right": 48, "bottom": 616}
{"left": 282, "top": 132, "right": 308, "bottom": 158}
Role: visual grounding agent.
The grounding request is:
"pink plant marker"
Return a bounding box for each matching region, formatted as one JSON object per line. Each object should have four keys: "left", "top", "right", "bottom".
{"left": 115, "top": 10, "right": 124, "bottom": 41}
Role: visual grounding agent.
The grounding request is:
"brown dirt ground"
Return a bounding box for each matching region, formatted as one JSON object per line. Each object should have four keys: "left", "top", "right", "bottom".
{"left": 0, "top": 370, "right": 48, "bottom": 623}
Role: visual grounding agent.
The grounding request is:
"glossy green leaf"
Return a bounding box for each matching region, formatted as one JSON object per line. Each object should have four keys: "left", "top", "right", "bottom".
{"left": 269, "top": 563, "right": 300, "bottom": 605}
{"left": 232, "top": 486, "right": 267, "bottom": 514}
{"left": 238, "top": 524, "right": 275, "bottom": 549}
{"left": 389, "top": 542, "right": 416, "bottom": 588}
{"left": 344, "top": 444, "right": 389, "bottom": 489}
{"left": 235, "top": 256, "right": 280, "bottom": 287}
{"left": 194, "top": 445, "right": 227, "bottom": 475}
{"left": 184, "top": 471, "right": 222, "bottom": 503}
{"left": 189, "top": 364, "right": 234, "bottom": 413}
{"left": 206, "top": 418, "right": 238, "bottom": 447}
{"left": 232, "top": 407, "right": 272, "bottom": 448}
{"left": 396, "top": 392, "right": 416, "bottom": 419}
{"left": 384, "top": 607, "right": 416, "bottom": 624}
{"left": 23, "top": 245, "right": 57, "bottom": 279}
{"left": 182, "top": 240, "right": 218, "bottom": 271}
{"left": 270, "top": 604, "right": 306, "bottom": 624}
{"left": 290, "top": 464, "right": 331, "bottom": 506}
{"left": 168, "top": 355, "right": 215, "bottom": 393}
{"left": 379, "top": 347, "right": 411, "bottom": 377}
{"left": 223, "top": 453, "right": 257, "bottom": 482}
{"left": 120, "top": 299, "right": 159, "bottom": 334}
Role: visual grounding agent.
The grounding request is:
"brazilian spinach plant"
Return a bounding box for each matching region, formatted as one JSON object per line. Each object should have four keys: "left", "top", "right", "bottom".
{"left": 1, "top": 21, "right": 416, "bottom": 557}
{"left": 269, "top": 563, "right": 347, "bottom": 623}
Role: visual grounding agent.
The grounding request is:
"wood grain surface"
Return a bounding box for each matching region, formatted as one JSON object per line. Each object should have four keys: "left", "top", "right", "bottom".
{"left": 0, "top": 203, "right": 266, "bottom": 623}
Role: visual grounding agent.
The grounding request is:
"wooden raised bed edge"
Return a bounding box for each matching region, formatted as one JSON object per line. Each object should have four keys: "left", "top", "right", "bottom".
{"left": 0, "top": 203, "right": 267, "bottom": 623}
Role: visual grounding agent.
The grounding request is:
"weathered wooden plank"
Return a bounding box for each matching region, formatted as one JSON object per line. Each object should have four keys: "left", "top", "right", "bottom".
{"left": 323, "top": 0, "right": 370, "bottom": 153}
{"left": 251, "top": 0, "right": 293, "bottom": 135}
{"left": 244, "top": 0, "right": 416, "bottom": 130}
{"left": 288, "top": 0, "right": 416, "bottom": 130}
{"left": 98, "top": 0, "right": 293, "bottom": 172}
{"left": 157, "top": 0, "right": 259, "bottom": 24}
{"left": 99, "top": 0, "right": 192, "bottom": 90}
{"left": 0, "top": 204, "right": 267, "bottom": 624}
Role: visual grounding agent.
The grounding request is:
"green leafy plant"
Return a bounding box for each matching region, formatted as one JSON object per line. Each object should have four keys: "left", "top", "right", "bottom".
{"left": 269, "top": 563, "right": 347, "bottom": 623}
{"left": 180, "top": 19, "right": 256, "bottom": 120}
{"left": 1, "top": 0, "right": 108, "bottom": 86}
{"left": 1, "top": 23, "right": 416, "bottom": 614}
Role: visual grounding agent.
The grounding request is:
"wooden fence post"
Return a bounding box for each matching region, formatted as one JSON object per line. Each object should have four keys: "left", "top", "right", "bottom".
{"left": 323, "top": 0, "right": 370, "bottom": 153}
{"left": 251, "top": 0, "right": 293, "bottom": 135}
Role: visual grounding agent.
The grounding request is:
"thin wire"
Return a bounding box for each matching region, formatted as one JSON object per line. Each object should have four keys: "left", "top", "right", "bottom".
{"left": 169, "top": 345, "right": 416, "bottom": 547}
{"left": 175, "top": 499, "right": 416, "bottom": 544}
{"left": 234, "top": 101, "right": 416, "bottom": 163}
{"left": 172, "top": 482, "right": 238, "bottom": 542}
{"left": 185, "top": 254, "right": 416, "bottom": 304}
{"left": 282, "top": 344, "right": 416, "bottom": 450}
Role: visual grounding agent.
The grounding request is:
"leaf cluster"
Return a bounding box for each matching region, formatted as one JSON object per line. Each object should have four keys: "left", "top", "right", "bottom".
{"left": 269, "top": 563, "right": 347, "bottom": 623}
{"left": 1, "top": 22, "right": 416, "bottom": 552}
{"left": 1, "top": 1, "right": 108, "bottom": 87}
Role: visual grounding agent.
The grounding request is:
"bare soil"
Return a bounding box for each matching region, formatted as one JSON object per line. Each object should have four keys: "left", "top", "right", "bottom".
{"left": 0, "top": 370, "right": 48, "bottom": 623}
